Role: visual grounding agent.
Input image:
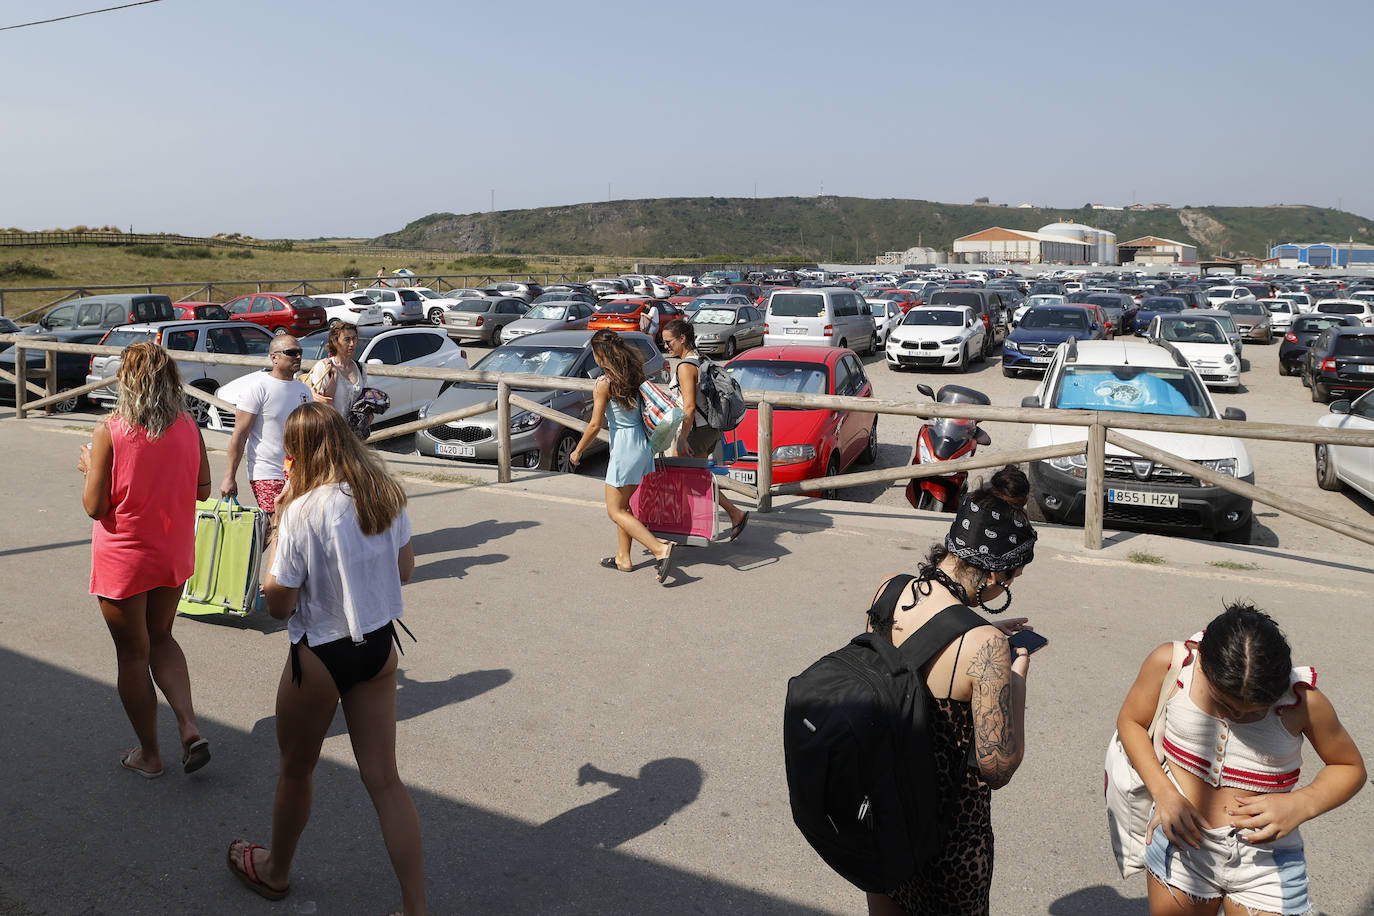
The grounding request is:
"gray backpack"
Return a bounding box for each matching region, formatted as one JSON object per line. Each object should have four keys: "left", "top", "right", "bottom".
{"left": 694, "top": 356, "right": 747, "bottom": 431}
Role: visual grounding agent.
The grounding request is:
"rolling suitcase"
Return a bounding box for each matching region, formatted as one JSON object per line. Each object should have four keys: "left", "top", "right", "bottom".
{"left": 630, "top": 457, "right": 721, "bottom": 547}
{"left": 177, "top": 497, "right": 267, "bottom": 617}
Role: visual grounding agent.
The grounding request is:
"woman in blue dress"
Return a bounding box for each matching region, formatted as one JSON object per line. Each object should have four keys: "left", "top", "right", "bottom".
{"left": 570, "top": 330, "right": 675, "bottom": 583}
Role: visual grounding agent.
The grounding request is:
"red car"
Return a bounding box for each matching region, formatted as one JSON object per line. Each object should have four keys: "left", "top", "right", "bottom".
{"left": 223, "top": 293, "right": 328, "bottom": 336}
{"left": 173, "top": 302, "right": 229, "bottom": 321}
{"left": 667, "top": 285, "right": 717, "bottom": 307}
{"left": 872, "top": 289, "right": 924, "bottom": 313}
{"left": 720, "top": 346, "right": 877, "bottom": 498}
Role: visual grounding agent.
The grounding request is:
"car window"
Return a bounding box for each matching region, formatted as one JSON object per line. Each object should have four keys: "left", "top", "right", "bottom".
{"left": 497, "top": 301, "right": 521, "bottom": 315}
{"left": 103, "top": 303, "right": 126, "bottom": 324}
{"left": 768, "top": 293, "right": 825, "bottom": 318}
{"left": 1052, "top": 366, "right": 1210, "bottom": 418}
{"left": 44, "top": 305, "right": 76, "bottom": 328}
{"left": 77, "top": 303, "right": 105, "bottom": 327}
{"left": 1333, "top": 335, "right": 1374, "bottom": 357}
{"left": 1352, "top": 392, "right": 1374, "bottom": 421}
{"left": 454, "top": 302, "right": 491, "bottom": 313}
{"left": 726, "top": 361, "right": 829, "bottom": 396}
{"left": 364, "top": 335, "right": 401, "bottom": 365}
{"left": 397, "top": 333, "right": 443, "bottom": 362}
{"left": 843, "top": 355, "right": 868, "bottom": 393}
{"left": 250, "top": 296, "right": 275, "bottom": 314}
{"left": 206, "top": 327, "right": 240, "bottom": 354}
{"left": 224, "top": 297, "right": 248, "bottom": 315}
{"left": 239, "top": 326, "right": 274, "bottom": 354}
{"left": 163, "top": 329, "right": 197, "bottom": 351}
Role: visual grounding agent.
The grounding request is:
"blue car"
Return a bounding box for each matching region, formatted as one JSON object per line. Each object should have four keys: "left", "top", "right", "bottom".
{"left": 1002, "top": 305, "right": 1104, "bottom": 377}
{"left": 1133, "top": 296, "right": 1187, "bottom": 336}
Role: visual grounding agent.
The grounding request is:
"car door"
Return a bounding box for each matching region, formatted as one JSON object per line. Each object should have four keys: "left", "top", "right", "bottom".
{"left": 42, "top": 304, "right": 77, "bottom": 330}
{"left": 249, "top": 296, "right": 278, "bottom": 330}
{"left": 1330, "top": 393, "right": 1374, "bottom": 493}
{"left": 395, "top": 331, "right": 448, "bottom": 412}
{"left": 966, "top": 309, "right": 985, "bottom": 353}
{"left": 743, "top": 306, "right": 764, "bottom": 347}
{"left": 360, "top": 333, "right": 412, "bottom": 415}
{"left": 162, "top": 327, "right": 205, "bottom": 383}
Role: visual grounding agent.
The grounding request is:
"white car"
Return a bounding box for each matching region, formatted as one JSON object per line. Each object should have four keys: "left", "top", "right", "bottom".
{"left": 1014, "top": 294, "right": 1067, "bottom": 323}
{"left": 1276, "top": 291, "right": 1314, "bottom": 313}
{"left": 1204, "top": 285, "right": 1257, "bottom": 307}
{"left": 408, "top": 287, "right": 467, "bottom": 325}
{"left": 311, "top": 293, "right": 385, "bottom": 328}
{"left": 1146, "top": 314, "right": 1240, "bottom": 389}
{"left": 207, "top": 326, "right": 468, "bottom": 429}
{"left": 1024, "top": 338, "right": 1254, "bottom": 541}
{"left": 885, "top": 306, "right": 986, "bottom": 373}
{"left": 1316, "top": 389, "right": 1374, "bottom": 500}
{"left": 1314, "top": 299, "right": 1374, "bottom": 328}
{"left": 1257, "top": 298, "right": 1296, "bottom": 332}
{"left": 354, "top": 287, "right": 426, "bottom": 325}
{"left": 864, "top": 298, "right": 903, "bottom": 346}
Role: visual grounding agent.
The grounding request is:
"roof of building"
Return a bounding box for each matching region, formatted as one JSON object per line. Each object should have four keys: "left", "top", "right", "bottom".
{"left": 1118, "top": 236, "right": 1194, "bottom": 249}
{"left": 954, "top": 227, "right": 1092, "bottom": 246}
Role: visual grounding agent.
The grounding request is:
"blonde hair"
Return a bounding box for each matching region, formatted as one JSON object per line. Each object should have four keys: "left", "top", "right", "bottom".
{"left": 278, "top": 402, "right": 405, "bottom": 536}
{"left": 115, "top": 341, "right": 186, "bottom": 438}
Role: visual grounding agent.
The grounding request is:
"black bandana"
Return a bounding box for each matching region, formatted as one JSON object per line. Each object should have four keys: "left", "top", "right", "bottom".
{"left": 945, "top": 494, "right": 1036, "bottom": 571}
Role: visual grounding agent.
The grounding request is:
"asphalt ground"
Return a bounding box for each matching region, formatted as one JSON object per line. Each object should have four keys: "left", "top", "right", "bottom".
{"left": 1, "top": 412, "right": 1371, "bottom": 915}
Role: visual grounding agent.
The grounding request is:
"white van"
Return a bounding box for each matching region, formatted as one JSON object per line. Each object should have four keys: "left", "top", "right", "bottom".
{"left": 763, "top": 287, "right": 878, "bottom": 353}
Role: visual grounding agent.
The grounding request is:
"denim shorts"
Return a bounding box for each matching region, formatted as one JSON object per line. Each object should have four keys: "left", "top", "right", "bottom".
{"left": 1145, "top": 823, "right": 1311, "bottom": 915}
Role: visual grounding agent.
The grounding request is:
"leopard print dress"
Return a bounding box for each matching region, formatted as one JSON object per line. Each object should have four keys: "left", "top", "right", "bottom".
{"left": 887, "top": 697, "right": 994, "bottom": 915}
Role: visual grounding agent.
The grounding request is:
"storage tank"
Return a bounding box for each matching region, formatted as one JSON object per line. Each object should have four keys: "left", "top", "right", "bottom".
{"left": 1039, "top": 222, "right": 1091, "bottom": 244}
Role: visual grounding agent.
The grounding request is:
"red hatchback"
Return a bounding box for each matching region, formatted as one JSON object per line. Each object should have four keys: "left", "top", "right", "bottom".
{"left": 720, "top": 346, "right": 877, "bottom": 498}
{"left": 223, "top": 293, "right": 327, "bottom": 336}
{"left": 173, "top": 302, "right": 229, "bottom": 321}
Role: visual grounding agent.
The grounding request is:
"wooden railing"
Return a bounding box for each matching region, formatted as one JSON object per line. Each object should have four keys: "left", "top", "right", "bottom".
{"left": 5, "top": 333, "right": 1374, "bottom": 551}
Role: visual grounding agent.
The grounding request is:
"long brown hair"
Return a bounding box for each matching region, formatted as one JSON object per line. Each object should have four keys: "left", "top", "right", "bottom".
{"left": 115, "top": 341, "right": 186, "bottom": 438}
{"left": 590, "top": 329, "right": 645, "bottom": 410}
{"left": 277, "top": 402, "right": 406, "bottom": 535}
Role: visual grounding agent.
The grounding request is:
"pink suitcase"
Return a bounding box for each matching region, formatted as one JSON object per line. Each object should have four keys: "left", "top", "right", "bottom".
{"left": 631, "top": 458, "right": 721, "bottom": 547}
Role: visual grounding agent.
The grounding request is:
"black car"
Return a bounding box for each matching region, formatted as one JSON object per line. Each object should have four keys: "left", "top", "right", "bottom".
{"left": 1168, "top": 288, "right": 1209, "bottom": 310}
{"left": 1073, "top": 292, "right": 1139, "bottom": 336}
{"left": 1278, "top": 314, "right": 1357, "bottom": 376}
{"left": 1028, "top": 280, "right": 1066, "bottom": 296}
{"left": 1303, "top": 326, "right": 1374, "bottom": 403}
{"left": 0, "top": 329, "right": 109, "bottom": 411}
{"left": 1133, "top": 297, "right": 1187, "bottom": 335}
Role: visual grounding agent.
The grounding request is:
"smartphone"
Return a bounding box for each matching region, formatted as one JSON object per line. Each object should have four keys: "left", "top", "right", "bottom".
{"left": 1007, "top": 630, "right": 1048, "bottom": 658}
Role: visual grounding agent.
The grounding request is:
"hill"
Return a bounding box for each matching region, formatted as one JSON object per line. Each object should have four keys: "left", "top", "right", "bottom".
{"left": 373, "top": 197, "right": 1374, "bottom": 262}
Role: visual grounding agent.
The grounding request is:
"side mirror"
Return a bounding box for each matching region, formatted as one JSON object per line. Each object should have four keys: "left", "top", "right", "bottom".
{"left": 1327, "top": 399, "right": 1351, "bottom": 415}
{"left": 974, "top": 428, "right": 992, "bottom": 446}
{"left": 1021, "top": 395, "right": 1041, "bottom": 409}
{"left": 917, "top": 383, "right": 935, "bottom": 399}
{"left": 1091, "top": 322, "right": 1099, "bottom": 331}
{"left": 366, "top": 358, "right": 383, "bottom": 366}
{"left": 1221, "top": 407, "right": 1247, "bottom": 421}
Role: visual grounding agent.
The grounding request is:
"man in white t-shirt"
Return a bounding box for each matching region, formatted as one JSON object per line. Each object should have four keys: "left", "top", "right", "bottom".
{"left": 220, "top": 335, "right": 312, "bottom": 516}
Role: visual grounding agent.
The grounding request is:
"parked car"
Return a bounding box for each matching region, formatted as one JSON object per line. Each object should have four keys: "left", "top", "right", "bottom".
{"left": 926, "top": 289, "right": 1009, "bottom": 354}
{"left": 21, "top": 293, "right": 176, "bottom": 335}
{"left": 499, "top": 300, "right": 596, "bottom": 344}
{"left": 720, "top": 346, "right": 877, "bottom": 498}
{"left": 1218, "top": 299, "right": 1273, "bottom": 343}
{"left": 1278, "top": 314, "right": 1359, "bottom": 376}
{"left": 1315, "top": 389, "right": 1374, "bottom": 501}
{"left": 1002, "top": 305, "right": 1103, "bottom": 377}
{"left": 869, "top": 289, "right": 925, "bottom": 313}
{"left": 1023, "top": 338, "right": 1253, "bottom": 541}
{"left": 1145, "top": 313, "right": 1240, "bottom": 389}
{"left": 586, "top": 278, "right": 632, "bottom": 298}
{"left": 587, "top": 299, "right": 683, "bottom": 347}
{"left": 865, "top": 299, "right": 902, "bottom": 347}
{"left": 1133, "top": 297, "right": 1187, "bottom": 335}
{"left": 687, "top": 300, "right": 765, "bottom": 357}
{"left": 88, "top": 320, "right": 276, "bottom": 423}
{"left": 1194, "top": 309, "right": 1243, "bottom": 357}
{"left": 1013, "top": 294, "right": 1067, "bottom": 323}
{"left": 1302, "top": 326, "right": 1374, "bottom": 403}
{"left": 442, "top": 297, "right": 529, "bottom": 344}
{"left": 311, "top": 293, "right": 385, "bottom": 328}
{"left": 1204, "top": 285, "right": 1257, "bottom": 307}
{"left": 408, "top": 287, "right": 467, "bottom": 325}
{"left": 222, "top": 293, "right": 328, "bottom": 336}
{"left": 723, "top": 283, "right": 766, "bottom": 305}
{"left": 208, "top": 326, "right": 467, "bottom": 430}
{"left": 886, "top": 305, "right": 986, "bottom": 373}
{"left": 0, "top": 329, "right": 108, "bottom": 411}
{"left": 530, "top": 289, "right": 597, "bottom": 308}
{"left": 481, "top": 281, "right": 544, "bottom": 303}
{"left": 1258, "top": 298, "right": 1296, "bottom": 333}
{"left": 762, "top": 287, "right": 878, "bottom": 354}
{"left": 1074, "top": 292, "right": 1139, "bottom": 336}
{"left": 414, "top": 330, "right": 664, "bottom": 472}
{"left": 354, "top": 287, "right": 426, "bottom": 325}
{"left": 667, "top": 285, "right": 717, "bottom": 307}
{"left": 1314, "top": 299, "right": 1374, "bottom": 328}
{"left": 173, "top": 302, "right": 230, "bottom": 321}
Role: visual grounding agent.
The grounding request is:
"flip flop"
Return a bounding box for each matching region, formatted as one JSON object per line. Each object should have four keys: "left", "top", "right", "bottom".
{"left": 226, "top": 839, "right": 290, "bottom": 901}
{"left": 598, "top": 556, "right": 633, "bottom": 573}
{"left": 119, "top": 747, "right": 163, "bottom": 780}
{"left": 726, "top": 512, "right": 750, "bottom": 542}
{"left": 655, "top": 544, "right": 675, "bottom": 584}
{"left": 182, "top": 737, "right": 211, "bottom": 774}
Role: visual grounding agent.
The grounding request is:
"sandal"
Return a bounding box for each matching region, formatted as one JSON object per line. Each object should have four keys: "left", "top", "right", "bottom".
{"left": 598, "top": 556, "right": 633, "bottom": 573}
{"left": 725, "top": 512, "right": 750, "bottom": 542}
{"left": 119, "top": 747, "right": 163, "bottom": 779}
{"left": 655, "top": 544, "right": 675, "bottom": 584}
{"left": 226, "top": 839, "right": 290, "bottom": 901}
{"left": 182, "top": 737, "right": 211, "bottom": 774}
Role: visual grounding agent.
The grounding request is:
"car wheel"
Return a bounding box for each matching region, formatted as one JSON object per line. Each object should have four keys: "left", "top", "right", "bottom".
{"left": 272, "top": 326, "right": 289, "bottom": 335}
{"left": 328, "top": 318, "right": 342, "bottom": 329}
{"left": 1002, "top": 366, "right": 1017, "bottom": 378}
{"left": 724, "top": 337, "right": 738, "bottom": 359}
{"left": 866, "top": 333, "right": 878, "bottom": 356}
{"left": 545, "top": 431, "right": 580, "bottom": 474}
{"left": 1315, "top": 444, "right": 1343, "bottom": 491}
{"left": 1300, "top": 367, "right": 1311, "bottom": 388}
{"left": 381, "top": 312, "right": 397, "bottom": 326}
{"left": 50, "top": 386, "right": 80, "bottom": 414}
{"left": 957, "top": 345, "right": 969, "bottom": 373}
{"left": 428, "top": 307, "right": 445, "bottom": 326}
{"left": 185, "top": 383, "right": 217, "bottom": 425}
{"left": 1216, "top": 519, "right": 1253, "bottom": 545}
{"left": 1277, "top": 362, "right": 1289, "bottom": 377}
{"left": 837, "top": 339, "right": 847, "bottom": 352}
{"left": 820, "top": 455, "right": 842, "bottom": 500}
{"left": 858, "top": 419, "right": 878, "bottom": 465}
{"left": 520, "top": 451, "right": 542, "bottom": 470}
{"left": 1311, "top": 380, "right": 1329, "bottom": 403}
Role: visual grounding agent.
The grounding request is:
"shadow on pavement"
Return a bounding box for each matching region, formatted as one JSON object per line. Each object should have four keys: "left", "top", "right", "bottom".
{"left": 1048, "top": 884, "right": 1146, "bottom": 914}
{"left": 539, "top": 758, "right": 704, "bottom": 850}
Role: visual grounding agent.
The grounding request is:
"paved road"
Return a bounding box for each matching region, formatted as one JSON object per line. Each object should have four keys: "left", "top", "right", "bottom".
{"left": 1, "top": 414, "right": 1371, "bottom": 914}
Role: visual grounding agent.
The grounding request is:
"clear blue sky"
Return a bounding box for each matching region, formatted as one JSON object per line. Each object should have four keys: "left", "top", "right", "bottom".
{"left": 4, "top": 0, "right": 1372, "bottom": 239}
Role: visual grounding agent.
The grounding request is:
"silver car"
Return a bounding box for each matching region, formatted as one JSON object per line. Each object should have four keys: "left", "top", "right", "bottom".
{"left": 443, "top": 297, "right": 529, "bottom": 344}
{"left": 413, "top": 330, "right": 666, "bottom": 472}
{"left": 687, "top": 299, "right": 765, "bottom": 357}
{"left": 499, "top": 300, "right": 596, "bottom": 344}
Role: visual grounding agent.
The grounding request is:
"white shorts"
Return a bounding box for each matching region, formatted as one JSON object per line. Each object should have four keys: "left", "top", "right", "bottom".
{"left": 1145, "top": 823, "right": 1311, "bottom": 915}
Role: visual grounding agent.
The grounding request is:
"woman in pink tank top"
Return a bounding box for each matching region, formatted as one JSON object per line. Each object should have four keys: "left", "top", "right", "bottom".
{"left": 79, "top": 342, "right": 213, "bottom": 779}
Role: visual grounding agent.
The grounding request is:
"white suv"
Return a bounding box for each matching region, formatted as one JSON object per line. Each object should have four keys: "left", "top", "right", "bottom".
{"left": 1203, "top": 285, "right": 1256, "bottom": 307}
{"left": 1023, "top": 338, "right": 1255, "bottom": 542}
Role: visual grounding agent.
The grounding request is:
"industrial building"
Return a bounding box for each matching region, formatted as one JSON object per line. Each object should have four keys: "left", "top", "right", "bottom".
{"left": 952, "top": 222, "right": 1116, "bottom": 265}
{"left": 876, "top": 245, "right": 947, "bottom": 265}
{"left": 1117, "top": 235, "right": 1199, "bottom": 265}
{"left": 1269, "top": 242, "right": 1374, "bottom": 269}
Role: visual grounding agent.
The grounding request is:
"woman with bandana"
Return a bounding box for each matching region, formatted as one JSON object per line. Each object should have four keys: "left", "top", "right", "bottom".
{"left": 865, "top": 465, "right": 1039, "bottom": 916}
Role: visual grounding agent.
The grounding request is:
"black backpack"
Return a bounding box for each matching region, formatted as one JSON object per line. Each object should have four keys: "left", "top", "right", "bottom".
{"left": 693, "top": 356, "right": 747, "bottom": 431}
{"left": 783, "top": 576, "right": 986, "bottom": 893}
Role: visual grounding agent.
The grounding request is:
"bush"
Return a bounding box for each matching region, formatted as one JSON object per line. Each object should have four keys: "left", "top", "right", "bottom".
{"left": 226, "top": 249, "right": 255, "bottom": 259}
{"left": 267, "top": 239, "right": 295, "bottom": 252}
{"left": 450, "top": 255, "right": 528, "bottom": 272}
{"left": 127, "top": 244, "right": 213, "bottom": 259}
{"left": 0, "top": 260, "right": 57, "bottom": 280}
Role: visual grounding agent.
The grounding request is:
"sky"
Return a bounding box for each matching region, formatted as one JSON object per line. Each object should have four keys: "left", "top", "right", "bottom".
{"left": 3, "top": 0, "right": 1373, "bottom": 240}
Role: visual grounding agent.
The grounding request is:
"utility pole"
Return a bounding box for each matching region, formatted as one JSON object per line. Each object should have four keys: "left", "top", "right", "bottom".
{"left": 490, "top": 189, "right": 495, "bottom": 213}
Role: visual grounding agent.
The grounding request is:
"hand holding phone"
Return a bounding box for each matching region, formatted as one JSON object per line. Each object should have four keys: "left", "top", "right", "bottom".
{"left": 1007, "top": 629, "right": 1048, "bottom": 660}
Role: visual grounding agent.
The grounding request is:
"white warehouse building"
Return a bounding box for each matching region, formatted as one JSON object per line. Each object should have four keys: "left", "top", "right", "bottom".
{"left": 953, "top": 227, "right": 1090, "bottom": 264}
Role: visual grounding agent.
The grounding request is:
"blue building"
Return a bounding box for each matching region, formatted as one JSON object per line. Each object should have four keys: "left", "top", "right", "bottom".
{"left": 1270, "top": 242, "right": 1374, "bottom": 268}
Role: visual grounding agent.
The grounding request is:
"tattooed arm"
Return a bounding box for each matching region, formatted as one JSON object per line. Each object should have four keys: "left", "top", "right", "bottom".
{"left": 966, "top": 628, "right": 1027, "bottom": 789}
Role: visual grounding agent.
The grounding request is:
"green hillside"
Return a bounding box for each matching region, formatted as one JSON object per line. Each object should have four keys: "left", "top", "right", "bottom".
{"left": 373, "top": 198, "right": 1374, "bottom": 262}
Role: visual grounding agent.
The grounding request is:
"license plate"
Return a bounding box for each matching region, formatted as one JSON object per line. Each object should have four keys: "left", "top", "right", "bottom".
{"left": 1030, "top": 355, "right": 1051, "bottom": 364}
{"left": 1107, "top": 488, "right": 1179, "bottom": 508}
{"left": 728, "top": 469, "right": 756, "bottom": 484}
{"left": 435, "top": 443, "right": 475, "bottom": 458}
{"left": 1358, "top": 365, "right": 1374, "bottom": 374}
{"left": 784, "top": 327, "right": 806, "bottom": 335}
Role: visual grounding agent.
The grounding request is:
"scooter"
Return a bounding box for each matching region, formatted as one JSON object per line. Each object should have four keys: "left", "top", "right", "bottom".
{"left": 905, "top": 383, "right": 992, "bottom": 512}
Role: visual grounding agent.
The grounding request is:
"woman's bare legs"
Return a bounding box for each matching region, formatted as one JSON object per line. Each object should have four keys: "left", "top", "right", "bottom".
{"left": 604, "top": 483, "right": 669, "bottom": 567}
{"left": 1147, "top": 872, "right": 1224, "bottom": 916}
{"left": 144, "top": 584, "right": 202, "bottom": 755}
{"left": 341, "top": 645, "right": 427, "bottom": 915}
{"left": 99, "top": 591, "right": 162, "bottom": 773}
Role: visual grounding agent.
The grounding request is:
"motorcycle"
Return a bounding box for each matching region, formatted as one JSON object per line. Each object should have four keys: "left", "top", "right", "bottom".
{"left": 905, "top": 383, "right": 992, "bottom": 512}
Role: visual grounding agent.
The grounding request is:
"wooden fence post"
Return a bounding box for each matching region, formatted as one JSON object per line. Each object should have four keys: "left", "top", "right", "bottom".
{"left": 757, "top": 400, "right": 774, "bottom": 513}
{"left": 43, "top": 350, "right": 57, "bottom": 414}
{"left": 497, "top": 382, "right": 512, "bottom": 483}
{"left": 14, "top": 346, "right": 27, "bottom": 420}
{"left": 1084, "top": 422, "right": 1106, "bottom": 549}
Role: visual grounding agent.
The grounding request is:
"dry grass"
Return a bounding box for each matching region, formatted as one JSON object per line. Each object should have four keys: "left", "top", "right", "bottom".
{"left": 1208, "top": 560, "right": 1260, "bottom": 571}
{"left": 1127, "top": 551, "right": 1166, "bottom": 565}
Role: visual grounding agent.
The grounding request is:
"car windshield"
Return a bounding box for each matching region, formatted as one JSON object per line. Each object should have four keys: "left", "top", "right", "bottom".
{"left": 474, "top": 345, "right": 581, "bottom": 377}
{"left": 1021, "top": 309, "right": 1087, "bottom": 331}
{"left": 1026, "top": 295, "right": 1065, "bottom": 307}
{"left": 727, "top": 361, "right": 829, "bottom": 396}
{"left": 103, "top": 329, "right": 157, "bottom": 348}
{"left": 413, "top": 290, "right": 440, "bottom": 299}
{"left": 1334, "top": 335, "right": 1374, "bottom": 357}
{"left": 0, "top": 317, "right": 18, "bottom": 333}
{"left": 767, "top": 293, "right": 824, "bottom": 318}
{"left": 1141, "top": 298, "right": 1185, "bottom": 312}
{"left": 1294, "top": 317, "right": 1347, "bottom": 333}
{"left": 693, "top": 308, "right": 737, "bottom": 325}
{"left": 524, "top": 305, "right": 569, "bottom": 321}
{"left": 1158, "top": 318, "right": 1226, "bottom": 344}
{"left": 287, "top": 296, "right": 317, "bottom": 310}
{"left": 1265, "top": 301, "right": 1291, "bottom": 313}
{"left": 1054, "top": 365, "right": 1211, "bottom": 418}
{"left": 678, "top": 287, "right": 712, "bottom": 297}
{"left": 903, "top": 309, "right": 963, "bottom": 327}
{"left": 1318, "top": 302, "right": 1361, "bottom": 315}
{"left": 1223, "top": 301, "right": 1264, "bottom": 315}
{"left": 1210, "top": 314, "right": 1238, "bottom": 333}
{"left": 454, "top": 301, "right": 491, "bottom": 313}
{"left": 929, "top": 291, "right": 981, "bottom": 309}
{"left": 532, "top": 294, "right": 572, "bottom": 304}
{"left": 1085, "top": 295, "right": 1124, "bottom": 311}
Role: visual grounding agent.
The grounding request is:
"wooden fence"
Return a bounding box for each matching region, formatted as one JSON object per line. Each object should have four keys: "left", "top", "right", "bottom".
{"left": 5, "top": 333, "right": 1374, "bottom": 551}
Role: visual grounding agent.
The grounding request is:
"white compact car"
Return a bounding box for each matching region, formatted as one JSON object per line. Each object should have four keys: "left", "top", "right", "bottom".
{"left": 1146, "top": 314, "right": 1241, "bottom": 389}
{"left": 1015, "top": 294, "right": 1067, "bottom": 323}
{"left": 311, "top": 293, "right": 385, "bottom": 328}
{"left": 864, "top": 297, "right": 903, "bottom": 346}
{"left": 1316, "top": 389, "right": 1374, "bottom": 500}
{"left": 885, "top": 305, "right": 986, "bottom": 372}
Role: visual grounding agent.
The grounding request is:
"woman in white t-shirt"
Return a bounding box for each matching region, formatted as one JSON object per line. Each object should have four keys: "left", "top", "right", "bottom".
{"left": 226, "top": 403, "right": 426, "bottom": 914}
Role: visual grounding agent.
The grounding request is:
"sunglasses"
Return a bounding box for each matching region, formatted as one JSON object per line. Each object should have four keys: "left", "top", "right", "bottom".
{"left": 272, "top": 348, "right": 303, "bottom": 358}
